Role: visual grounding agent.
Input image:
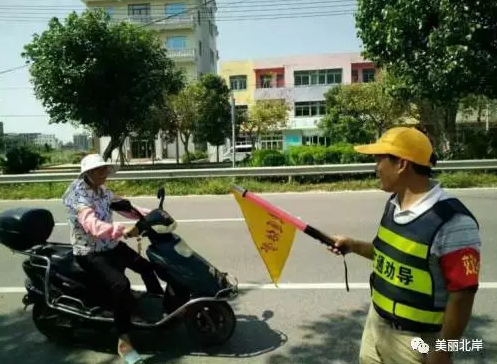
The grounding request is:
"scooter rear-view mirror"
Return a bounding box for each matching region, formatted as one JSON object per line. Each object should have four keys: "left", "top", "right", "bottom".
{"left": 157, "top": 187, "right": 165, "bottom": 210}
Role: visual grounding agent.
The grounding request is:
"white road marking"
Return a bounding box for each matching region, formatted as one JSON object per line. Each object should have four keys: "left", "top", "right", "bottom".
{"left": 2, "top": 187, "right": 497, "bottom": 202}
{"left": 54, "top": 218, "right": 245, "bottom": 226}
{"left": 1, "top": 282, "right": 497, "bottom": 293}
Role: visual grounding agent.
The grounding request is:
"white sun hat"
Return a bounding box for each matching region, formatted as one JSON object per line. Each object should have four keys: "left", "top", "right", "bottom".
{"left": 79, "top": 153, "right": 119, "bottom": 178}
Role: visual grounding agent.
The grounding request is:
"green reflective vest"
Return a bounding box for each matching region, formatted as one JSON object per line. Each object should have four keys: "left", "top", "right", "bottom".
{"left": 370, "top": 196, "right": 478, "bottom": 332}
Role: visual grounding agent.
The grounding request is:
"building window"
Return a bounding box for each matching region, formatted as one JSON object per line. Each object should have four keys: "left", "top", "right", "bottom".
{"left": 210, "top": 49, "right": 215, "bottom": 64}
{"left": 166, "top": 36, "right": 187, "bottom": 50}
{"left": 363, "top": 69, "right": 375, "bottom": 82}
{"left": 199, "top": 41, "right": 202, "bottom": 55}
{"left": 230, "top": 75, "right": 247, "bottom": 90}
{"left": 235, "top": 132, "right": 251, "bottom": 146}
{"left": 294, "top": 101, "right": 327, "bottom": 117}
{"left": 276, "top": 74, "right": 285, "bottom": 88}
{"left": 294, "top": 69, "right": 342, "bottom": 86}
{"left": 260, "top": 133, "right": 283, "bottom": 150}
{"left": 352, "top": 69, "right": 359, "bottom": 83}
{"left": 165, "top": 3, "right": 186, "bottom": 17}
{"left": 128, "top": 4, "right": 151, "bottom": 22}
{"left": 303, "top": 135, "right": 331, "bottom": 146}
{"left": 93, "top": 6, "right": 114, "bottom": 17}
{"left": 235, "top": 105, "right": 248, "bottom": 120}
{"left": 131, "top": 138, "right": 155, "bottom": 159}
{"left": 259, "top": 75, "right": 272, "bottom": 88}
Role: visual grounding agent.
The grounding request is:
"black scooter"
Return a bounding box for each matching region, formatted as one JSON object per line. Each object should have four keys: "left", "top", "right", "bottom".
{"left": 0, "top": 186, "right": 239, "bottom": 347}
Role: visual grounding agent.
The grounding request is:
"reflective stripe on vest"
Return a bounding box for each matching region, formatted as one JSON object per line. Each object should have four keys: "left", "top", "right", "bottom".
{"left": 370, "top": 196, "right": 478, "bottom": 330}
{"left": 372, "top": 288, "right": 444, "bottom": 325}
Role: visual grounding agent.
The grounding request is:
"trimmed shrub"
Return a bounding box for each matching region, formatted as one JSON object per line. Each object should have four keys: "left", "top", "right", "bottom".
{"left": 0, "top": 145, "right": 45, "bottom": 174}
{"left": 181, "top": 150, "right": 208, "bottom": 163}
{"left": 250, "top": 150, "right": 287, "bottom": 166}
{"left": 286, "top": 143, "right": 374, "bottom": 165}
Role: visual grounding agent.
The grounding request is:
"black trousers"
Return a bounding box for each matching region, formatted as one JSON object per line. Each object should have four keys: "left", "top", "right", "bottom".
{"left": 75, "top": 242, "right": 164, "bottom": 335}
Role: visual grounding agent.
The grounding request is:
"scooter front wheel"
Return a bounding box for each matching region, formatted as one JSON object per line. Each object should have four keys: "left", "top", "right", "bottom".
{"left": 184, "top": 301, "right": 236, "bottom": 347}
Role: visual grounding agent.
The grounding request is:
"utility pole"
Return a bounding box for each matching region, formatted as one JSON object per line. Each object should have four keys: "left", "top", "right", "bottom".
{"left": 486, "top": 102, "right": 489, "bottom": 132}
{"left": 231, "top": 92, "right": 235, "bottom": 168}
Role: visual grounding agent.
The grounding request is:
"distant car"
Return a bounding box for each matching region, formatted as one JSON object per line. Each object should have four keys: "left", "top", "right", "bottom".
{"left": 222, "top": 144, "right": 253, "bottom": 162}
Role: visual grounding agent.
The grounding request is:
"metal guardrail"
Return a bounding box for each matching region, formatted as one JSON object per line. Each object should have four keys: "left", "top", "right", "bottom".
{"left": 0, "top": 159, "right": 497, "bottom": 184}
{"left": 33, "top": 161, "right": 231, "bottom": 173}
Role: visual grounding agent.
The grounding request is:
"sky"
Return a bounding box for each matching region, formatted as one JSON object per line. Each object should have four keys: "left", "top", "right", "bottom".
{"left": 0, "top": 0, "right": 362, "bottom": 143}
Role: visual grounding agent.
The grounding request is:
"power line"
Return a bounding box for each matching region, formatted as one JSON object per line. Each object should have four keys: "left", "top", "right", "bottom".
{"left": 0, "top": 0, "right": 354, "bottom": 74}
{"left": 0, "top": 0, "right": 355, "bottom": 11}
{"left": 0, "top": 10, "right": 355, "bottom": 23}
{"left": 0, "top": 1, "right": 355, "bottom": 20}
{"left": 0, "top": 115, "right": 48, "bottom": 118}
{"left": 0, "top": 5, "right": 356, "bottom": 20}
{"left": 0, "top": 0, "right": 223, "bottom": 75}
{"left": 0, "top": 65, "right": 28, "bottom": 75}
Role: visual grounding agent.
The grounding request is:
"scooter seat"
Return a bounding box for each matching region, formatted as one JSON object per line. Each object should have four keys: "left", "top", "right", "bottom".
{"left": 46, "top": 245, "right": 87, "bottom": 278}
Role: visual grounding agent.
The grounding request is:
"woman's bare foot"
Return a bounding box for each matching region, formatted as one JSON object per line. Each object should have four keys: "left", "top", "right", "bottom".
{"left": 117, "top": 334, "right": 134, "bottom": 356}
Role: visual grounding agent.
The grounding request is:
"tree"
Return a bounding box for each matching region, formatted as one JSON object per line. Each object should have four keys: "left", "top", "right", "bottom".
{"left": 242, "top": 99, "right": 290, "bottom": 149}
{"left": 145, "top": 96, "right": 181, "bottom": 163}
{"left": 459, "top": 95, "right": 497, "bottom": 124}
{"left": 319, "top": 72, "right": 415, "bottom": 144}
{"left": 21, "top": 9, "right": 183, "bottom": 162}
{"left": 355, "top": 0, "right": 497, "bottom": 149}
{"left": 195, "top": 74, "right": 232, "bottom": 162}
{"left": 171, "top": 82, "right": 205, "bottom": 163}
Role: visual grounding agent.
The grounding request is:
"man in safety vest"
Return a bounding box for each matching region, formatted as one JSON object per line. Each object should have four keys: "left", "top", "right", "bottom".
{"left": 329, "top": 127, "right": 481, "bottom": 364}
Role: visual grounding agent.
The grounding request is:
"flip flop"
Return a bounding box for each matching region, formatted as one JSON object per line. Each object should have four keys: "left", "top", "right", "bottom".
{"left": 121, "top": 349, "right": 145, "bottom": 364}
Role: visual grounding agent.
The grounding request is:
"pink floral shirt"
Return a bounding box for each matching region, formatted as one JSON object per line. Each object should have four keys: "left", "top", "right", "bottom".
{"left": 62, "top": 179, "right": 150, "bottom": 256}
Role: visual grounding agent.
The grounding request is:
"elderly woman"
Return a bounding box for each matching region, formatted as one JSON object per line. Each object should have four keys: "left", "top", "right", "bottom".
{"left": 62, "top": 154, "right": 163, "bottom": 364}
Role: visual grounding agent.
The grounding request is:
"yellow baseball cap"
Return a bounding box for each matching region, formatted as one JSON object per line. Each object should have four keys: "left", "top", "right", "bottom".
{"left": 354, "top": 127, "right": 434, "bottom": 167}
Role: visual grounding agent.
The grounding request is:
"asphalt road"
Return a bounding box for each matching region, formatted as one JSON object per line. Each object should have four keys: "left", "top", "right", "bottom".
{"left": 0, "top": 189, "right": 496, "bottom": 363}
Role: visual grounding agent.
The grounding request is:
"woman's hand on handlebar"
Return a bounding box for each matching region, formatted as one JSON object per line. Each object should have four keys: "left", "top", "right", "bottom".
{"left": 123, "top": 225, "right": 139, "bottom": 239}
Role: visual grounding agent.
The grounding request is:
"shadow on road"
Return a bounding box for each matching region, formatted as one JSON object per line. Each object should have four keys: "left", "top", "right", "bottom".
{"left": 0, "top": 306, "right": 97, "bottom": 364}
{"left": 268, "top": 304, "right": 369, "bottom": 364}
{"left": 0, "top": 296, "right": 286, "bottom": 364}
{"left": 142, "top": 309, "right": 287, "bottom": 363}
{"left": 266, "top": 303, "right": 497, "bottom": 364}
{"left": 456, "top": 312, "right": 497, "bottom": 363}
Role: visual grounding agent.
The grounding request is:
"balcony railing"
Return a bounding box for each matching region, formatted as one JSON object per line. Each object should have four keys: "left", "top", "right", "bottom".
{"left": 167, "top": 48, "right": 196, "bottom": 60}
{"left": 111, "top": 15, "right": 195, "bottom": 28}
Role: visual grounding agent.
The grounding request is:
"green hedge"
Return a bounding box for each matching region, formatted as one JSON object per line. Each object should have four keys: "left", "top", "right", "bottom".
{"left": 181, "top": 150, "right": 208, "bottom": 163}
{"left": 249, "top": 143, "right": 374, "bottom": 167}
{"left": 249, "top": 150, "right": 287, "bottom": 166}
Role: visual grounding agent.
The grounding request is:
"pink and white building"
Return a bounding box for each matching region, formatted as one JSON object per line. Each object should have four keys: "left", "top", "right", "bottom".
{"left": 220, "top": 52, "right": 380, "bottom": 151}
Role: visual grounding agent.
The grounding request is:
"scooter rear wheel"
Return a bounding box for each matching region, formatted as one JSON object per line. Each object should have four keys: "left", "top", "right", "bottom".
{"left": 32, "top": 302, "right": 74, "bottom": 344}
{"left": 184, "top": 301, "right": 236, "bottom": 347}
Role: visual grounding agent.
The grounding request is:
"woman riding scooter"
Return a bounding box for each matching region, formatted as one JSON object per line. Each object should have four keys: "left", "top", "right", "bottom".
{"left": 62, "top": 154, "right": 164, "bottom": 364}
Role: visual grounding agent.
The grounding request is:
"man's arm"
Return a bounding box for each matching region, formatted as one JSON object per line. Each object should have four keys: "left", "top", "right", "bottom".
{"left": 350, "top": 239, "right": 375, "bottom": 260}
{"left": 439, "top": 287, "right": 477, "bottom": 340}
{"left": 329, "top": 236, "right": 374, "bottom": 260}
{"left": 436, "top": 213, "right": 481, "bottom": 340}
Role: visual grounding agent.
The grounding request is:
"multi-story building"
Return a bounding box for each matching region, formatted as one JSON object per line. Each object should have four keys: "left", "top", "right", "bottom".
{"left": 82, "top": 0, "right": 219, "bottom": 161}
{"left": 73, "top": 133, "right": 91, "bottom": 151}
{"left": 4, "top": 133, "right": 61, "bottom": 150}
{"left": 219, "top": 52, "right": 380, "bottom": 152}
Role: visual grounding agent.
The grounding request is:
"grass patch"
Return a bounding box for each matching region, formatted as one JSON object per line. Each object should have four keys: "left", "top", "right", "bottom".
{"left": 0, "top": 171, "right": 496, "bottom": 200}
